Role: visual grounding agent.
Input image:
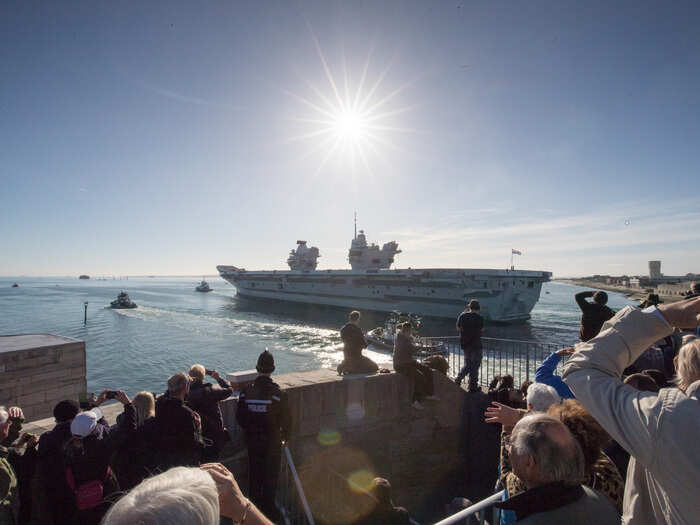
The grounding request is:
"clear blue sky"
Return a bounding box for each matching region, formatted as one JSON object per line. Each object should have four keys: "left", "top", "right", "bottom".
{"left": 2, "top": 1, "right": 699, "bottom": 277}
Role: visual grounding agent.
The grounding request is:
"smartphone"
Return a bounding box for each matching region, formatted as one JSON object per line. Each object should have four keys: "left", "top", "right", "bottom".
{"left": 79, "top": 392, "right": 94, "bottom": 409}
{"left": 105, "top": 390, "right": 118, "bottom": 400}
{"left": 205, "top": 369, "right": 213, "bottom": 376}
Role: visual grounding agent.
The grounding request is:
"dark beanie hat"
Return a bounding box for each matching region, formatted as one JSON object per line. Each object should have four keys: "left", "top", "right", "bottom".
{"left": 256, "top": 350, "right": 275, "bottom": 374}
{"left": 54, "top": 399, "right": 80, "bottom": 422}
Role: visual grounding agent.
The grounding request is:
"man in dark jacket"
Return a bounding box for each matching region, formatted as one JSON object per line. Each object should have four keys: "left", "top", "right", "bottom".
{"left": 575, "top": 290, "right": 614, "bottom": 341}
{"left": 187, "top": 364, "right": 233, "bottom": 462}
{"left": 393, "top": 323, "right": 436, "bottom": 409}
{"left": 455, "top": 300, "right": 484, "bottom": 392}
{"left": 154, "top": 372, "right": 204, "bottom": 469}
{"left": 37, "top": 400, "right": 80, "bottom": 524}
{"left": 355, "top": 477, "right": 411, "bottom": 525}
{"left": 236, "top": 350, "right": 291, "bottom": 522}
{"left": 338, "top": 310, "right": 379, "bottom": 375}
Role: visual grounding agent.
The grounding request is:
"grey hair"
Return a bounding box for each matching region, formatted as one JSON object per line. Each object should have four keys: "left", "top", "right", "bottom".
{"left": 676, "top": 339, "right": 700, "bottom": 391}
{"left": 510, "top": 413, "right": 585, "bottom": 485}
{"left": 101, "top": 467, "right": 219, "bottom": 525}
{"left": 0, "top": 406, "right": 8, "bottom": 425}
{"left": 527, "top": 383, "right": 562, "bottom": 412}
{"left": 168, "top": 372, "right": 190, "bottom": 395}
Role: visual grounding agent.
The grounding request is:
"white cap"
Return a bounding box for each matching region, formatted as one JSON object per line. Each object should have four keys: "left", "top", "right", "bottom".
{"left": 70, "top": 407, "right": 103, "bottom": 437}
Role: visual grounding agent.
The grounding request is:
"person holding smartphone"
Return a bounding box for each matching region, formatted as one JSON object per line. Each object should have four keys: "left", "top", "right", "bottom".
{"left": 187, "top": 365, "right": 233, "bottom": 462}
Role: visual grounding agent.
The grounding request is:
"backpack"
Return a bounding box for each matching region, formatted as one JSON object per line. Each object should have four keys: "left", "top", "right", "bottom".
{"left": 66, "top": 466, "right": 110, "bottom": 510}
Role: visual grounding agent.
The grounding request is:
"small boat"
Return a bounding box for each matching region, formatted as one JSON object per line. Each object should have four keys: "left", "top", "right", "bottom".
{"left": 366, "top": 312, "right": 444, "bottom": 356}
{"left": 195, "top": 279, "right": 212, "bottom": 292}
{"left": 11, "top": 283, "right": 19, "bottom": 288}
{"left": 110, "top": 291, "right": 137, "bottom": 309}
{"left": 79, "top": 275, "right": 90, "bottom": 280}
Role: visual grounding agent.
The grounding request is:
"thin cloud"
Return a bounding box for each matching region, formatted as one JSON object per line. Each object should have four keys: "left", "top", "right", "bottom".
{"left": 118, "top": 71, "right": 243, "bottom": 111}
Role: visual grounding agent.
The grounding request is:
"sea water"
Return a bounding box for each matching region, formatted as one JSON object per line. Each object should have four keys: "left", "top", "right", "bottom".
{"left": 0, "top": 277, "right": 633, "bottom": 396}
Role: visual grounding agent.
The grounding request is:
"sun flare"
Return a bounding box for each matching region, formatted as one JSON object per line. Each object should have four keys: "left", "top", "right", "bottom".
{"left": 334, "top": 110, "right": 367, "bottom": 141}
{"left": 285, "top": 31, "right": 416, "bottom": 176}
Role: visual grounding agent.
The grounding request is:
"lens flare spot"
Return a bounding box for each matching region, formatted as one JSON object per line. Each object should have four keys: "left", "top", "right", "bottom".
{"left": 317, "top": 428, "right": 341, "bottom": 446}
{"left": 346, "top": 402, "right": 365, "bottom": 421}
{"left": 347, "top": 469, "right": 375, "bottom": 493}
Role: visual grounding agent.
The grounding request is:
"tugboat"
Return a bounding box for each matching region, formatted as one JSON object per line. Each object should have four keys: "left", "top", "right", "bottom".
{"left": 110, "top": 291, "right": 137, "bottom": 309}
{"left": 195, "top": 279, "right": 212, "bottom": 292}
{"left": 11, "top": 283, "right": 19, "bottom": 288}
{"left": 366, "top": 312, "right": 444, "bottom": 356}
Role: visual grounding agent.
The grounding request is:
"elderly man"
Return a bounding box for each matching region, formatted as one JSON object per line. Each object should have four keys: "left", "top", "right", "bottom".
{"left": 187, "top": 365, "right": 233, "bottom": 462}
{"left": 155, "top": 372, "right": 205, "bottom": 469}
{"left": 563, "top": 297, "right": 700, "bottom": 525}
{"left": 494, "top": 414, "right": 619, "bottom": 524}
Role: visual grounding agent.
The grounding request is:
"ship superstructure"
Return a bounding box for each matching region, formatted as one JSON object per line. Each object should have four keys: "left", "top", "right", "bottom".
{"left": 217, "top": 227, "right": 551, "bottom": 322}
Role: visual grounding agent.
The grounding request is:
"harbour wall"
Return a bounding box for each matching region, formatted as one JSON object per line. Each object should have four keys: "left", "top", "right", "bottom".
{"left": 0, "top": 334, "right": 86, "bottom": 421}
{"left": 22, "top": 364, "right": 499, "bottom": 523}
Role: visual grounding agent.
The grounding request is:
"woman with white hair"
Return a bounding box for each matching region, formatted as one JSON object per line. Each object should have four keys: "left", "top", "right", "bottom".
{"left": 101, "top": 463, "right": 273, "bottom": 525}
{"left": 113, "top": 392, "right": 159, "bottom": 491}
{"left": 563, "top": 297, "right": 700, "bottom": 525}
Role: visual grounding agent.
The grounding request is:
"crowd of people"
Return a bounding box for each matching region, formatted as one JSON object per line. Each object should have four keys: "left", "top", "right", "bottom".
{"left": 1, "top": 286, "right": 699, "bottom": 525}
{"left": 482, "top": 290, "right": 700, "bottom": 524}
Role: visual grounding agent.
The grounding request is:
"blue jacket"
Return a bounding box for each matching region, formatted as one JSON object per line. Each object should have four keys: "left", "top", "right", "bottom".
{"left": 535, "top": 352, "right": 574, "bottom": 399}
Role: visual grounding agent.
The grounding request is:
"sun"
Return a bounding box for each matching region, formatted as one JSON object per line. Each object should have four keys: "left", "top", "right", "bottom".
{"left": 334, "top": 110, "right": 367, "bottom": 142}
{"left": 284, "top": 30, "right": 416, "bottom": 176}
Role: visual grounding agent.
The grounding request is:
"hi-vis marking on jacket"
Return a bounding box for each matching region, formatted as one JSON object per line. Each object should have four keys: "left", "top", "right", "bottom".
{"left": 246, "top": 399, "right": 271, "bottom": 413}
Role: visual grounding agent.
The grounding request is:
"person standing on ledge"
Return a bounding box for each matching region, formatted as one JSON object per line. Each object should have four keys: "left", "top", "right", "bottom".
{"left": 455, "top": 299, "right": 484, "bottom": 392}
{"left": 338, "top": 310, "right": 379, "bottom": 375}
{"left": 575, "top": 290, "right": 614, "bottom": 342}
{"left": 236, "top": 350, "right": 290, "bottom": 522}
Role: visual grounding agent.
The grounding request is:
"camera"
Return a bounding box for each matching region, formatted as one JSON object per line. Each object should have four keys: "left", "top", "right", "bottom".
{"left": 205, "top": 369, "right": 214, "bottom": 376}
{"left": 105, "top": 390, "right": 118, "bottom": 400}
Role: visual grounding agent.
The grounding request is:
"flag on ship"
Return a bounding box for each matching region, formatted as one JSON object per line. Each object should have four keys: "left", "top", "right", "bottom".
{"left": 512, "top": 249, "right": 522, "bottom": 255}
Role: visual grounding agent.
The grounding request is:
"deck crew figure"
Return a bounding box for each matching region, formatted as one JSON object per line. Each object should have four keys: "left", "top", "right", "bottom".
{"left": 455, "top": 300, "right": 484, "bottom": 392}
{"left": 337, "top": 310, "right": 380, "bottom": 375}
{"left": 236, "top": 350, "right": 291, "bottom": 522}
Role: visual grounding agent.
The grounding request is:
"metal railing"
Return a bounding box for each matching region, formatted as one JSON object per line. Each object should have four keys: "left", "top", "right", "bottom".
{"left": 433, "top": 490, "right": 505, "bottom": 525}
{"left": 278, "top": 445, "right": 315, "bottom": 525}
{"left": 421, "top": 336, "right": 565, "bottom": 388}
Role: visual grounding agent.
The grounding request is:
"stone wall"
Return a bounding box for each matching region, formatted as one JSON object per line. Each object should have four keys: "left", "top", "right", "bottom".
{"left": 0, "top": 334, "right": 86, "bottom": 421}
{"left": 223, "top": 368, "right": 499, "bottom": 524}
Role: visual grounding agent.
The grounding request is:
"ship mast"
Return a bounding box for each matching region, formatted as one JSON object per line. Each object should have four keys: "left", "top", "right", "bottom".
{"left": 354, "top": 211, "right": 357, "bottom": 240}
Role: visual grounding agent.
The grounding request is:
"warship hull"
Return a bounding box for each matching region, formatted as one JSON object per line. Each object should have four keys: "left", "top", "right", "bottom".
{"left": 217, "top": 266, "right": 551, "bottom": 322}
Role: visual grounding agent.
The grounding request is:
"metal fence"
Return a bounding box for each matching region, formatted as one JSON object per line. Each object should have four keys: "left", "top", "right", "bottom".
{"left": 421, "top": 336, "right": 564, "bottom": 388}
{"left": 278, "top": 445, "right": 315, "bottom": 525}
{"left": 433, "top": 490, "right": 505, "bottom": 525}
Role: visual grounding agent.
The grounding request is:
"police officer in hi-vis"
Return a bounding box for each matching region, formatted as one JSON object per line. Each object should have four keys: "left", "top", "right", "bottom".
{"left": 236, "top": 350, "right": 291, "bottom": 522}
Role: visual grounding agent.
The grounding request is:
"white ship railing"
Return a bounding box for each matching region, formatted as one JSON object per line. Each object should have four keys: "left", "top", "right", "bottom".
{"left": 420, "top": 336, "right": 565, "bottom": 388}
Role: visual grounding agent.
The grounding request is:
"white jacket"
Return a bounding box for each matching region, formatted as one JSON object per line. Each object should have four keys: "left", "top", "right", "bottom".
{"left": 562, "top": 306, "right": 700, "bottom": 525}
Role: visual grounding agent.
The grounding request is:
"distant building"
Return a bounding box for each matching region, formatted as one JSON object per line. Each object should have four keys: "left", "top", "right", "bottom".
{"left": 649, "top": 261, "right": 662, "bottom": 279}
{"left": 655, "top": 282, "right": 693, "bottom": 297}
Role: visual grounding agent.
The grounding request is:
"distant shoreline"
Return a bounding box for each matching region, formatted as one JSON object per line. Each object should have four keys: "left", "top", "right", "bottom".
{"left": 555, "top": 279, "right": 675, "bottom": 302}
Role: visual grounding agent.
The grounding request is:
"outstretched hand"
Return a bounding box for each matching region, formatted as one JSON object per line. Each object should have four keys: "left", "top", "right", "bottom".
{"left": 658, "top": 297, "right": 700, "bottom": 330}
{"left": 484, "top": 401, "right": 523, "bottom": 429}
